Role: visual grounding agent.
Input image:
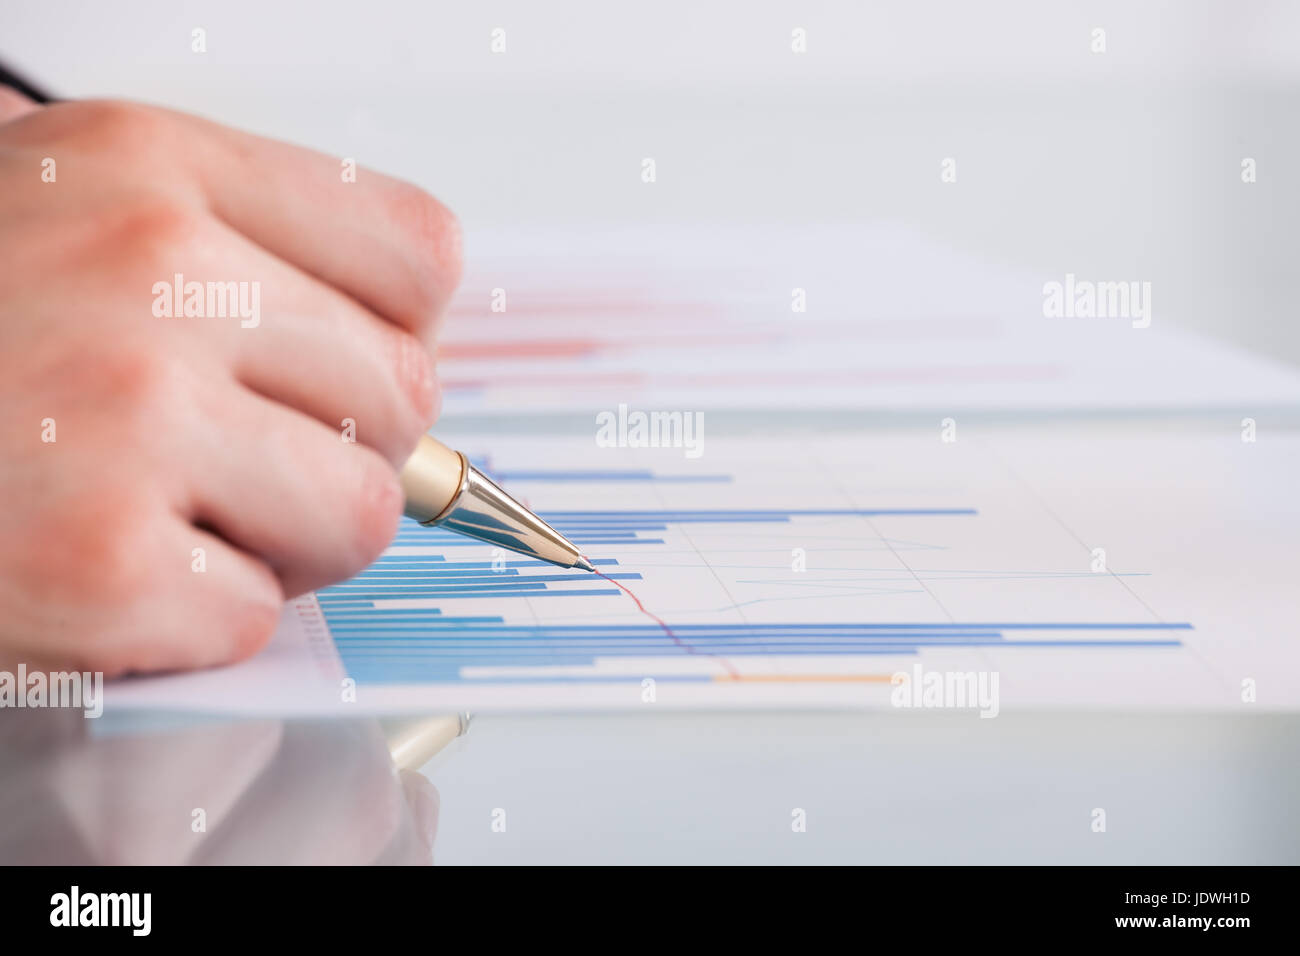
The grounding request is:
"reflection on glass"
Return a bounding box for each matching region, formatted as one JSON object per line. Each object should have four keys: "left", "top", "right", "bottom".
{"left": 0, "top": 710, "right": 438, "bottom": 864}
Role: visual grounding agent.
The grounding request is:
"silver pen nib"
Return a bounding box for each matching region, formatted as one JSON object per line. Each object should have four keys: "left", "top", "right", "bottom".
{"left": 423, "top": 457, "right": 592, "bottom": 571}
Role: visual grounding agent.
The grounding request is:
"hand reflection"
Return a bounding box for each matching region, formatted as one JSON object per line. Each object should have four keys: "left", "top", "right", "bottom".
{"left": 0, "top": 710, "right": 439, "bottom": 864}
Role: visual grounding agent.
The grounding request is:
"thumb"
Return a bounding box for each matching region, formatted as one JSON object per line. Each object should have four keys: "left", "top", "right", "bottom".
{"left": 0, "top": 85, "right": 40, "bottom": 124}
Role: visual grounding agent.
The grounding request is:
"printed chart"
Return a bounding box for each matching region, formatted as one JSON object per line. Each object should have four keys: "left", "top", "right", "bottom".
{"left": 110, "top": 428, "right": 1297, "bottom": 713}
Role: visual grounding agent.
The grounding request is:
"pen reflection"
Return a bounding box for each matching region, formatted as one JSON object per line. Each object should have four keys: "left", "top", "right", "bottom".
{"left": 0, "top": 710, "right": 438, "bottom": 865}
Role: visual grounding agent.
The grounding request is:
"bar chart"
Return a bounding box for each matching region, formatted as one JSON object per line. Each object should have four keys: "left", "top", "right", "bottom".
{"left": 314, "top": 458, "right": 1191, "bottom": 691}
{"left": 112, "top": 427, "right": 1297, "bottom": 714}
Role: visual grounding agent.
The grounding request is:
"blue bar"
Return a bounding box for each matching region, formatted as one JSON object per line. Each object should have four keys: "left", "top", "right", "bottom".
{"left": 331, "top": 639, "right": 1180, "bottom": 655}
{"left": 491, "top": 471, "right": 732, "bottom": 483}
{"left": 331, "top": 639, "right": 1006, "bottom": 649}
{"left": 388, "top": 537, "right": 663, "bottom": 546}
{"left": 341, "top": 672, "right": 729, "bottom": 684}
{"left": 325, "top": 572, "right": 641, "bottom": 589}
{"left": 326, "top": 615, "right": 505, "bottom": 624}
{"left": 328, "top": 588, "right": 624, "bottom": 600}
{"left": 338, "top": 641, "right": 1176, "bottom": 664}
{"left": 322, "top": 621, "right": 1193, "bottom": 632}
{"left": 343, "top": 568, "right": 522, "bottom": 578}
{"left": 368, "top": 559, "right": 621, "bottom": 570}
{"left": 320, "top": 582, "right": 550, "bottom": 596}
{"left": 534, "top": 509, "right": 978, "bottom": 518}
{"left": 328, "top": 630, "right": 1005, "bottom": 640}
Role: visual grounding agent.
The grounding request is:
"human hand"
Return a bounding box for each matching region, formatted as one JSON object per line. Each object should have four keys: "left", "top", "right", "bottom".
{"left": 0, "top": 89, "right": 461, "bottom": 675}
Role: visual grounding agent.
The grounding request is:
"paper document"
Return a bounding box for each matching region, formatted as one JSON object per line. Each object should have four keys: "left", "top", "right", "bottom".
{"left": 436, "top": 225, "right": 1300, "bottom": 417}
{"left": 110, "top": 428, "right": 1300, "bottom": 714}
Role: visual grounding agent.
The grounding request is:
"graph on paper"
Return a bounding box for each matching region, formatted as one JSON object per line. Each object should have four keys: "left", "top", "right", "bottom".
{"left": 317, "top": 506, "right": 1188, "bottom": 688}
{"left": 110, "top": 428, "right": 1300, "bottom": 713}
{"left": 291, "top": 430, "right": 1227, "bottom": 711}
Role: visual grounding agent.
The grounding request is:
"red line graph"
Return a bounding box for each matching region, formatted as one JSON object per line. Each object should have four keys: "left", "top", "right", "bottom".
{"left": 590, "top": 566, "right": 741, "bottom": 680}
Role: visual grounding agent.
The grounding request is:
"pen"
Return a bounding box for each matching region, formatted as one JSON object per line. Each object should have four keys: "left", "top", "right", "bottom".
{"left": 382, "top": 711, "right": 471, "bottom": 771}
{"left": 400, "top": 435, "right": 595, "bottom": 572}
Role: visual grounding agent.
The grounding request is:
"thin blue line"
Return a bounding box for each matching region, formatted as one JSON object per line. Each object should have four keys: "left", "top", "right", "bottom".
{"left": 328, "top": 631, "right": 1005, "bottom": 640}
{"left": 533, "top": 509, "right": 978, "bottom": 517}
{"left": 492, "top": 471, "right": 733, "bottom": 483}
{"left": 320, "top": 583, "right": 549, "bottom": 596}
{"left": 325, "top": 573, "right": 642, "bottom": 589}
{"left": 344, "top": 674, "right": 726, "bottom": 684}
{"left": 389, "top": 537, "right": 663, "bottom": 546}
{"left": 368, "top": 559, "right": 621, "bottom": 569}
{"left": 327, "top": 615, "right": 505, "bottom": 624}
{"left": 331, "top": 589, "right": 626, "bottom": 600}
{"left": 329, "top": 632, "right": 994, "bottom": 638}
{"left": 331, "top": 640, "right": 1179, "bottom": 654}
{"left": 320, "top": 621, "right": 1194, "bottom": 631}
{"left": 343, "top": 568, "right": 522, "bottom": 577}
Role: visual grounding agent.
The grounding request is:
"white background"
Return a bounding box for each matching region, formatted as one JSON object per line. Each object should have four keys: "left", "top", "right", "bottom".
{"left": 4, "top": 0, "right": 1299, "bottom": 362}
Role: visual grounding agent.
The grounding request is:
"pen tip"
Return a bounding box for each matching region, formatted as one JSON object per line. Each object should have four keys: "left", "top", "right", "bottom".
{"left": 574, "top": 555, "right": 597, "bottom": 573}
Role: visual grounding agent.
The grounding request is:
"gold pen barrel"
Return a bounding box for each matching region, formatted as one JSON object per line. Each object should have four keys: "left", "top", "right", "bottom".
{"left": 382, "top": 712, "right": 471, "bottom": 772}
{"left": 399, "top": 435, "right": 595, "bottom": 572}
{"left": 399, "top": 435, "right": 466, "bottom": 524}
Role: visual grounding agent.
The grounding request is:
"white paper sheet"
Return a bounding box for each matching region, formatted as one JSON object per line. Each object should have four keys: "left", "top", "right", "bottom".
{"left": 108, "top": 428, "right": 1300, "bottom": 714}
{"left": 436, "top": 225, "right": 1300, "bottom": 416}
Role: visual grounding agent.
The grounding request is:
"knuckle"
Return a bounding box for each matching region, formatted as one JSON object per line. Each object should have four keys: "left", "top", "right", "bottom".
{"left": 81, "top": 508, "right": 158, "bottom": 606}
{"left": 100, "top": 200, "right": 207, "bottom": 267}
{"left": 0, "top": 100, "right": 172, "bottom": 167}
{"left": 66, "top": 100, "right": 173, "bottom": 156}
{"left": 99, "top": 347, "right": 194, "bottom": 428}
{"left": 35, "top": 491, "right": 159, "bottom": 611}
